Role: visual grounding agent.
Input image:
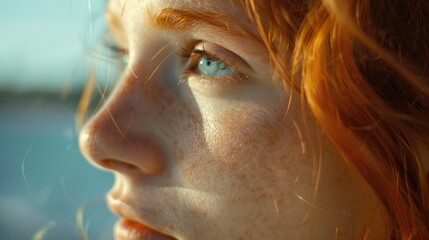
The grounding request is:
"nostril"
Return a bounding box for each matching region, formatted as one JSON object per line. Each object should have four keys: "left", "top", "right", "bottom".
{"left": 100, "top": 159, "right": 139, "bottom": 171}
{"left": 80, "top": 117, "right": 166, "bottom": 176}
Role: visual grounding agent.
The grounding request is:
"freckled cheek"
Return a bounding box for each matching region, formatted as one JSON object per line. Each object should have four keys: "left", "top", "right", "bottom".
{"left": 202, "top": 108, "right": 285, "bottom": 163}
{"left": 180, "top": 104, "right": 301, "bottom": 193}
{"left": 193, "top": 96, "right": 304, "bottom": 165}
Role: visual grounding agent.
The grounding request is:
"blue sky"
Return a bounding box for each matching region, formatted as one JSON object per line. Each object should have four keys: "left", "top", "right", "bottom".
{"left": 0, "top": 0, "right": 106, "bottom": 91}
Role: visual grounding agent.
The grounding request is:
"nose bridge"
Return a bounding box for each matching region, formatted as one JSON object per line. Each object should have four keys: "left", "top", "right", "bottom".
{"left": 79, "top": 59, "right": 170, "bottom": 175}
{"left": 124, "top": 38, "right": 177, "bottom": 106}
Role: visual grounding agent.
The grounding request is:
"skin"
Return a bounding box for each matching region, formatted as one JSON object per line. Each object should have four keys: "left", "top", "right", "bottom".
{"left": 79, "top": 0, "right": 387, "bottom": 239}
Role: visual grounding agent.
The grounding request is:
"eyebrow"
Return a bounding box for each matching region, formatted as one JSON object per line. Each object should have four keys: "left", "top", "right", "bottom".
{"left": 154, "top": 8, "right": 259, "bottom": 41}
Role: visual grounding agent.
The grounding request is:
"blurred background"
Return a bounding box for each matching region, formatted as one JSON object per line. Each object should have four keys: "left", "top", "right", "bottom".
{"left": 0, "top": 0, "right": 122, "bottom": 239}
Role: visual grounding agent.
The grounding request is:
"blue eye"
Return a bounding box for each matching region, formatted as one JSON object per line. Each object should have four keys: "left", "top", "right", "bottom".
{"left": 197, "top": 54, "right": 236, "bottom": 77}
{"left": 176, "top": 42, "right": 250, "bottom": 85}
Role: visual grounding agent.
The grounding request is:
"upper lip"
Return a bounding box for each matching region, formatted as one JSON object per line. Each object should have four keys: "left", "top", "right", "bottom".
{"left": 107, "top": 194, "right": 145, "bottom": 224}
{"left": 108, "top": 194, "right": 177, "bottom": 239}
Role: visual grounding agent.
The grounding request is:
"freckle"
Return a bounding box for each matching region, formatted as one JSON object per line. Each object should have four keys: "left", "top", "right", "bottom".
{"left": 164, "top": 96, "right": 173, "bottom": 105}
{"left": 243, "top": 133, "right": 253, "bottom": 144}
{"left": 248, "top": 187, "right": 258, "bottom": 193}
{"left": 236, "top": 172, "right": 248, "bottom": 183}
{"left": 189, "top": 115, "right": 198, "bottom": 125}
{"left": 157, "top": 86, "right": 164, "bottom": 94}
{"left": 182, "top": 161, "right": 198, "bottom": 176}
{"left": 157, "top": 105, "right": 166, "bottom": 116}
{"left": 258, "top": 157, "right": 268, "bottom": 169}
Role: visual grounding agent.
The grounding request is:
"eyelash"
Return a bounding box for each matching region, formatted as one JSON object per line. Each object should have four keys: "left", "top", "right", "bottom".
{"left": 176, "top": 40, "right": 248, "bottom": 85}
{"left": 100, "top": 31, "right": 128, "bottom": 63}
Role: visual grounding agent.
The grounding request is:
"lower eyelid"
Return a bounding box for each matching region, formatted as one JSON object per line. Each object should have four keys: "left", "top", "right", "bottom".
{"left": 183, "top": 74, "right": 253, "bottom": 98}
{"left": 186, "top": 72, "right": 249, "bottom": 86}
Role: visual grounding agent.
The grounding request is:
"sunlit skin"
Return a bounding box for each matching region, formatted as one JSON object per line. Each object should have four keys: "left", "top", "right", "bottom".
{"left": 79, "top": 0, "right": 387, "bottom": 239}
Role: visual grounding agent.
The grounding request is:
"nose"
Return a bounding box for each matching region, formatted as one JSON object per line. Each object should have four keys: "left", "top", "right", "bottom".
{"left": 79, "top": 73, "right": 166, "bottom": 176}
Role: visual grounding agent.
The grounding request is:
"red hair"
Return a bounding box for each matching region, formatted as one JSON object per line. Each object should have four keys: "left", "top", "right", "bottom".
{"left": 238, "top": 0, "right": 429, "bottom": 239}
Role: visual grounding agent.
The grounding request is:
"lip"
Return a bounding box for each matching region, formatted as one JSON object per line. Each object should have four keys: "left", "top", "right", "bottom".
{"left": 115, "top": 218, "right": 175, "bottom": 240}
{"left": 108, "top": 195, "right": 176, "bottom": 240}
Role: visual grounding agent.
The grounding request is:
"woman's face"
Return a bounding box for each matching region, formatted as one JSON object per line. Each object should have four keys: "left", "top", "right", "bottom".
{"left": 80, "top": 0, "right": 386, "bottom": 239}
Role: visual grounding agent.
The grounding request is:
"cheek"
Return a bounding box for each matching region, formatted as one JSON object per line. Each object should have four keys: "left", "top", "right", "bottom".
{"left": 179, "top": 95, "right": 304, "bottom": 196}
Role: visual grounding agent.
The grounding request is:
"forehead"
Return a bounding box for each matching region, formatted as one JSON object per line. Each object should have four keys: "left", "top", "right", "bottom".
{"left": 109, "top": 0, "right": 241, "bottom": 12}
{"left": 108, "top": 0, "right": 254, "bottom": 30}
{"left": 107, "top": 0, "right": 266, "bottom": 64}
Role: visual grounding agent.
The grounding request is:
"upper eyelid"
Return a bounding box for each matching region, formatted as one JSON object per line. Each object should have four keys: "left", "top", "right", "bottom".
{"left": 193, "top": 42, "right": 254, "bottom": 73}
{"left": 176, "top": 40, "right": 246, "bottom": 73}
{"left": 192, "top": 49, "right": 222, "bottom": 62}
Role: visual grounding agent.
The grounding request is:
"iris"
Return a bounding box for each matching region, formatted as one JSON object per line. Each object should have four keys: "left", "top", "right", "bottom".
{"left": 197, "top": 54, "right": 236, "bottom": 77}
